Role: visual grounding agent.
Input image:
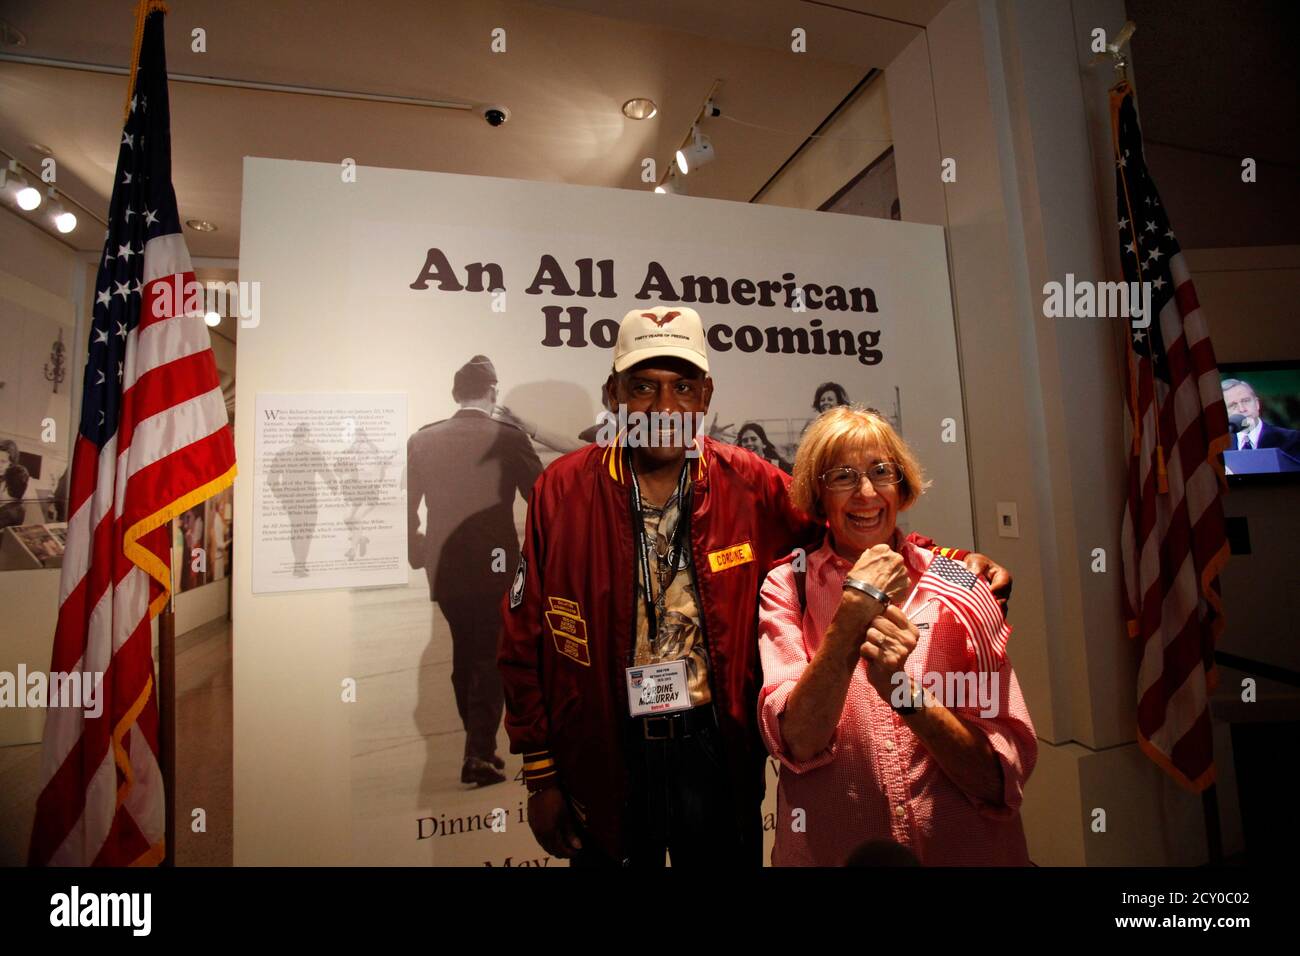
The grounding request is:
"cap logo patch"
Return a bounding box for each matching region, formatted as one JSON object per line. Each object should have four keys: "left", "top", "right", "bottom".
{"left": 643, "top": 310, "right": 680, "bottom": 327}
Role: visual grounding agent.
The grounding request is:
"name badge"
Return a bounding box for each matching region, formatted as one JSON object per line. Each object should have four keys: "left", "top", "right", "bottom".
{"left": 624, "top": 660, "right": 692, "bottom": 716}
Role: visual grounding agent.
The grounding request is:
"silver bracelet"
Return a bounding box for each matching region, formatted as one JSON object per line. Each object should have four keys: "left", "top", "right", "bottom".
{"left": 843, "top": 576, "right": 890, "bottom": 607}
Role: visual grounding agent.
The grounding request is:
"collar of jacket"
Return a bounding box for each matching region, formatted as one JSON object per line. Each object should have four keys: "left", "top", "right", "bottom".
{"left": 596, "top": 431, "right": 711, "bottom": 491}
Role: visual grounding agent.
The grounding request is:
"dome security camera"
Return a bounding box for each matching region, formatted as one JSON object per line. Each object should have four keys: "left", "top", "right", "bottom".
{"left": 481, "top": 105, "right": 511, "bottom": 127}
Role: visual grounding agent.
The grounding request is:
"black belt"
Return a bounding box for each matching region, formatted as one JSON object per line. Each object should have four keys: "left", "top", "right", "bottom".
{"left": 633, "top": 705, "right": 718, "bottom": 741}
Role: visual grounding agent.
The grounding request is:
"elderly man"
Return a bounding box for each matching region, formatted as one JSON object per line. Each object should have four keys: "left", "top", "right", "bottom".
{"left": 498, "top": 307, "right": 1012, "bottom": 866}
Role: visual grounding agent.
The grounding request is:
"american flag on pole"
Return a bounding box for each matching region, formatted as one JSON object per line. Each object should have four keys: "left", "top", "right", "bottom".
{"left": 28, "top": 2, "right": 236, "bottom": 866}
{"left": 1113, "top": 82, "right": 1229, "bottom": 792}
{"left": 917, "top": 554, "right": 1011, "bottom": 674}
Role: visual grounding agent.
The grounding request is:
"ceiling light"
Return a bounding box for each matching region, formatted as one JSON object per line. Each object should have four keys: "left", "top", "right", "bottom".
{"left": 4, "top": 159, "right": 39, "bottom": 209}
{"left": 186, "top": 219, "right": 217, "bottom": 232}
{"left": 48, "top": 189, "right": 77, "bottom": 233}
{"left": 15, "top": 183, "right": 41, "bottom": 210}
{"left": 204, "top": 311, "right": 221, "bottom": 327}
{"left": 654, "top": 174, "right": 683, "bottom": 196}
{"left": 622, "top": 98, "right": 658, "bottom": 120}
{"left": 675, "top": 128, "right": 714, "bottom": 175}
{"left": 28, "top": 143, "right": 53, "bottom": 156}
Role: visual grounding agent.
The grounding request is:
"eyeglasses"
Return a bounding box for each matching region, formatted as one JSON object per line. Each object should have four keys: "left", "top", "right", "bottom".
{"left": 819, "top": 463, "right": 902, "bottom": 492}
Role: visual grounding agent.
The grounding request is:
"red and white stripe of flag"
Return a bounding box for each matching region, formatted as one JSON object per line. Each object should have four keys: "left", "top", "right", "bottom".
{"left": 1120, "top": 250, "right": 1228, "bottom": 792}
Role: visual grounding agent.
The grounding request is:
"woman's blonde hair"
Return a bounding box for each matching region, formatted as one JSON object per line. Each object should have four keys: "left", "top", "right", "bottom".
{"left": 790, "top": 405, "right": 928, "bottom": 515}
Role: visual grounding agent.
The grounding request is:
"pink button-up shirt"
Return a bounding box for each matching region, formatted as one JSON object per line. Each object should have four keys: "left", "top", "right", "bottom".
{"left": 757, "top": 535, "right": 1037, "bottom": 866}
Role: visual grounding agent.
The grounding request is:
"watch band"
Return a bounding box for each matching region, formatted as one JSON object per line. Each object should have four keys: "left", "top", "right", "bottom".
{"left": 892, "top": 683, "right": 924, "bottom": 715}
{"left": 843, "top": 576, "right": 890, "bottom": 607}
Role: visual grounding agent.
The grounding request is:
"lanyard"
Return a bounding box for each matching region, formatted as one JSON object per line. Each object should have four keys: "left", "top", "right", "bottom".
{"left": 628, "top": 455, "right": 691, "bottom": 643}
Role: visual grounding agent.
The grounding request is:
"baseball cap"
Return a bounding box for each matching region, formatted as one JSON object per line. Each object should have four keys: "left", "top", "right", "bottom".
{"left": 613, "top": 306, "right": 709, "bottom": 374}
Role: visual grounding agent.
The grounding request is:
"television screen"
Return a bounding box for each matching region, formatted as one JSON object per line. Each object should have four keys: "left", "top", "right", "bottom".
{"left": 1218, "top": 361, "right": 1300, "bottom": 478}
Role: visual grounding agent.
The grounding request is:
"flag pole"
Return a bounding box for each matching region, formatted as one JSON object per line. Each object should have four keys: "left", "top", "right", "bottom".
{"left": 128, "top": 0, "right": 178, "bottom": 870}
{"left": 159, "top": 585, "right": 177, "bottom": 866}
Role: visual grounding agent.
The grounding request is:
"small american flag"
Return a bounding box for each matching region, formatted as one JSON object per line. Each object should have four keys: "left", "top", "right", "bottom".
{"left": 1113, "top": 81, "right": 1229, "bottom": 792}
{"left": 28, "top": 4, "right": 237, "bottom": 866}
{"left": 917, "top": 554, "right": 1010, "bottom": 674}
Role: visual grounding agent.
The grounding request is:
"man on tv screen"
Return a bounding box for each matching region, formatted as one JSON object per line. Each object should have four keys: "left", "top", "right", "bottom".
{"left": 1222, "top": 377, "right": 1300, "bottom": 456}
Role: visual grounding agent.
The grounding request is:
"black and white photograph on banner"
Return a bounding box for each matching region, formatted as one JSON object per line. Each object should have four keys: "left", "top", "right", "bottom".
{"left": 252, "top": 392, "right": 406, "bottom": 593}
{"left": 0, "top": 0, "right": 1289, "bottom": 935}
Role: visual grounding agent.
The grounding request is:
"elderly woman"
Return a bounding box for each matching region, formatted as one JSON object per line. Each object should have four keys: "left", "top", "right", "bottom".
{"left": 758, "top": 406, "right": 1036, "bottom": 865}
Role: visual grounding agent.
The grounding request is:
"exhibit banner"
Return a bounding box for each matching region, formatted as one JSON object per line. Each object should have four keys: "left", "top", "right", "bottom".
{"left": 234, "top": 157, "right": 972, "bottom": 865}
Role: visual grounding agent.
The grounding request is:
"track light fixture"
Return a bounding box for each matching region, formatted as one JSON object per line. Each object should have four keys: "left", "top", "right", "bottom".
{"left": 48, "top": 188, "right": 77, "bottom": 233}
{"left": 675, "top": 127, "right": 715, "bottom": 175}
{"left": 5, "top": 159, "right": 41, "bottom": 210}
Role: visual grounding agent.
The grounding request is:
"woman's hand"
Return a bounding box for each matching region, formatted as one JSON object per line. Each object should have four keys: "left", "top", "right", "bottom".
{"left": 861, "top": 606, "right": 919, "bottom": 702}
{"left": 836, "top": 545, "right": 910, "bottom": 632}
{"left": 847, "top": 544, "right": 911, "bottom": 604}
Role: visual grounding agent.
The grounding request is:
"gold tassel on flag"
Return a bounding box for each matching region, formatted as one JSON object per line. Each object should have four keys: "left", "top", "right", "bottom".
{"left": 124, "top": 0, "right": 170, "bottom": 123}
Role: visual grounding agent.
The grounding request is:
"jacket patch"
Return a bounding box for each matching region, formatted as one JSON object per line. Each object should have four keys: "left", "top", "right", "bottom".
{"left": 509, "top": 557, "right": 527, "bottom": 610}
{"left": 546, "top": 597, "right": 591, "bottom": 666}
{"left": 707, "top": 542, "right": 754, "bottom": 573}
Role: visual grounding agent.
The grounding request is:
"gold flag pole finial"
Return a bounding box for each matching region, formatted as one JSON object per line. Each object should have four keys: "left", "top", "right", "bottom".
{"left": 124, "top": 0, "right": 169, "bottom": 123}
{"left": 1087, "top": 20, "right": 1137, "bottom": 92}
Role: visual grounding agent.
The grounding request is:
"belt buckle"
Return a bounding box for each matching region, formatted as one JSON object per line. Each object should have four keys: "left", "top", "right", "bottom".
{"left": 642, "top": 715, "right": 675, "bottom": 740}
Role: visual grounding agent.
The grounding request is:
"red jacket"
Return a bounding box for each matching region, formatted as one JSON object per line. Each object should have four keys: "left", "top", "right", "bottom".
{"left": 497, "top": 435, "right": 951, "bottom": 861}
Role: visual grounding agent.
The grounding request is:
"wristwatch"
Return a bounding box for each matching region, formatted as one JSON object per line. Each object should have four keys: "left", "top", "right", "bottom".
{"left": 893, "top": 682, "right": 925, "bottom": 715}
{"left": 843, "top": 576, "right": 890, "bottom": 607}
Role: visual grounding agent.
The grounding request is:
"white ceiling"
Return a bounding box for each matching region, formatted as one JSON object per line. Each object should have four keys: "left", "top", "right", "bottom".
{"left": 0, "top": 0, "right": 948, "bottom": 257}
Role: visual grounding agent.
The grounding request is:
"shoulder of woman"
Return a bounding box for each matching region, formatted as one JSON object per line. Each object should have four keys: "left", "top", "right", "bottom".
{"left": 899, "top": 535, "right": 936, "bottom": 574}
{"left": 760, "top": 557, "right": 798, "bottom": 596}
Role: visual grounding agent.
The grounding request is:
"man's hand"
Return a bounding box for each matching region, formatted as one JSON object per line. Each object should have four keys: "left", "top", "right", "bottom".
{"left": 962, "top": 552, "right": 1012, "bottom": 614}
{"left": 493, "top": 404, "right": 535, "bottom": 438}
{"left": 407, "top": 530, "right": 426, "bottom": 570}
{"left": 526, "top": 785, "right": 583, "bottom": 859}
